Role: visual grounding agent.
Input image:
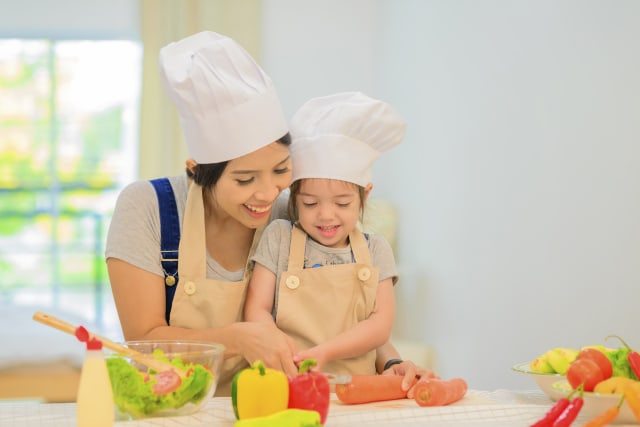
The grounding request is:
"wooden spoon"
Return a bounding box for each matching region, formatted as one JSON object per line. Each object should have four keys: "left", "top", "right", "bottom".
{"left": 33, "top": 311, "right": 186, "bottom": 378}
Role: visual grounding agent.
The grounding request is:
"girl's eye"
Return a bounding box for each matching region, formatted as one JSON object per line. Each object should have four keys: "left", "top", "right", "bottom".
{"left": 302, "top": 202, "right": 317, "bottom": 207}
{"left": 337, "top": 203, "right": 351, "bottom": 208}
{"left": 274, "top": 166, "right": 290, "bottom": 175}
{"left": 236, "top": 177, "right": 254, "bottom": 185}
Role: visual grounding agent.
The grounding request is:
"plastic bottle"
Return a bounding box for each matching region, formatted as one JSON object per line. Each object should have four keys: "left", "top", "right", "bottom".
{"left": 76, "top": 336, "right": 115, "bottom": 427}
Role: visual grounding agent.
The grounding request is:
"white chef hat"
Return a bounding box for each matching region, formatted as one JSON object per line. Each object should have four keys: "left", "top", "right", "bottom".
{"left": 290, "top": 92, "right": 406, "bottom": 187}
{"left": 158, "top": 31, "right": 288, "bottom": 164}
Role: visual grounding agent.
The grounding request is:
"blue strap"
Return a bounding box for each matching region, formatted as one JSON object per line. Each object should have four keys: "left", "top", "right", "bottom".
{"left": 150, "top": 178, "right": 180, "bottom": 324}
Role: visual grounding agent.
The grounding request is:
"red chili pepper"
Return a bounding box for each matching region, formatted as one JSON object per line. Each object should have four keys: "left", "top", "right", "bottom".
{"left": 531, "top": 386, "right": 580, "bottom": 427}
{"left": 530, "top": 397, "right": 571, "bottom": 427}
{"left": 629, "top": 351, "right": 640, "bottom": 379}
{"left": 552, "top": 396, "right": 584, "bottom": 427}
{"left": 287, "top": 359, "right": 330, "bottom": 425}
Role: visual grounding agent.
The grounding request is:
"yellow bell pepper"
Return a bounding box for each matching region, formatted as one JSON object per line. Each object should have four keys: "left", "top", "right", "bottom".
{"left": 231, "top": 360, "right": 289, "bottom": 420}
{"left": 624, "top": 381, "right": 640, "bottom": 422}
{"left": 593, "top": 376, "right": 637, "bottom": 394}
{"left": 234, "top": 408, "right": 321, "bottom": 427}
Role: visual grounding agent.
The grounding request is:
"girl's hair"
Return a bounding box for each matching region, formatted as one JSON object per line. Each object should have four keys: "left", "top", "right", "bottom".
{"left": 185, "top": 132, "right": 291, "bottom": 188}
{"left": 288, "top": 179, "right": 368, "bottom": 223}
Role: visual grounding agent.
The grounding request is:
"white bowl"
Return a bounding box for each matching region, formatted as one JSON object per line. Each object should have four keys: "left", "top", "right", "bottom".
{"left": 551, "top": 380, "right": 638, "bottom": 425}
{"left": 512, "top": 361, "right": 565, "bottom": 400}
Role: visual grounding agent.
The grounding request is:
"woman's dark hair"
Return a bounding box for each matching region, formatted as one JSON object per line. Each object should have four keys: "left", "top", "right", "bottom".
{"left": 185, "top": 132, "right": 291, "bottom": 188}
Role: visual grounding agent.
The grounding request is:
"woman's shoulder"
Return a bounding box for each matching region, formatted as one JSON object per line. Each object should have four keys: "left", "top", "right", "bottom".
{"left": 116, "top": 175, "right": 187, "bottom": 205}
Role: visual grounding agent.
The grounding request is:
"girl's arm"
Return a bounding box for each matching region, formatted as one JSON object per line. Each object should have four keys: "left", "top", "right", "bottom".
{"left": 108, "top": 257, "right": 298, "bottom": 375}
{"left": 244, "top": 263, "right": 278, "bottom": 324}
{"left": 293, "top": 277, "right": 395, "bottom": 370}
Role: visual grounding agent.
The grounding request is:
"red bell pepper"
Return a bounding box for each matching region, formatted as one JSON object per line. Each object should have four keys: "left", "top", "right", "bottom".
{"left": 287, "top": 359, "right": 330, "bottom": 425}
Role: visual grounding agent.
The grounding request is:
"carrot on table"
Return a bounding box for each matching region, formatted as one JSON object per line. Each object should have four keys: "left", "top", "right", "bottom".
{"left": 335, "top": 375, "right": 407, "bottom": 404}
{"left": 413, "top": 378, "right": 468, "bottom": 407}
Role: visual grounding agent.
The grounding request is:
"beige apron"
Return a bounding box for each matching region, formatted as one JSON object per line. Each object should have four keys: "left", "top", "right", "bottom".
{"left": 168, "top": 183, "right": 263, "bottom": 396}
{"left": 276, "top": 224, "right": 379, "bottom": 375}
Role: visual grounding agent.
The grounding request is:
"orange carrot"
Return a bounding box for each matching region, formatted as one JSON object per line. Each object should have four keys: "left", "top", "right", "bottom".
{"left": 413, "top": 378, "right": 468, "bottom": 407}
{"left": 335, "top": 375, "right": 407, "bottom": 404}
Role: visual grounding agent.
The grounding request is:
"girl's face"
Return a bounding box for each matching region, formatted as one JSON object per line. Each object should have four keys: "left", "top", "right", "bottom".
{"left": 212, "top": 142, "right": 292, "bottom": 229}
{"left": 296, "top": 178, "right": 363, "bottom": 248}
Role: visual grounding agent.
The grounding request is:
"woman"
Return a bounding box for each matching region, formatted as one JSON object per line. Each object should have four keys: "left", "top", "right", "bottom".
{"left": 106, "top": 31, "right": 428, "bottom": 396}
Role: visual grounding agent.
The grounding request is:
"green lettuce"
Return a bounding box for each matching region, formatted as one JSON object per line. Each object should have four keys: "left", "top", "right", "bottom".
{"left": 606, "top": 347, "right": 639, "bottom": 380}
{"left": 106, "top": 351, "right": 213, "bottom": 418}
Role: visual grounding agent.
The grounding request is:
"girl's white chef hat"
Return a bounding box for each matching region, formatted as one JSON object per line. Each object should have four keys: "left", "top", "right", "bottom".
{"left": 158, "top": 31, "right": 288, "bottom": 164}
{"left": 290, "top": 92, "right": 406, "bottom": 187}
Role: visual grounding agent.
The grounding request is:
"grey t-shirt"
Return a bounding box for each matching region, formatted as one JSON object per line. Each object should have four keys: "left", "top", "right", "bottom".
{"left": 105, "top": 174, "right": 290, "bottom": 281}
{"left": 251, "top": 219, "right": 398, "bottom": 315}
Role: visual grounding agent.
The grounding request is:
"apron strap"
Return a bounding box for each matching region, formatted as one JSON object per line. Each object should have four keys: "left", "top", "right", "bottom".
{"left": 348, "top": 228, "right": 373, "bottom": 265}
{"left": 288, "top": 224, "right": 307, "bottom": 269}
{"left": 150, "top": 178, "right": 180, "bottom": 324}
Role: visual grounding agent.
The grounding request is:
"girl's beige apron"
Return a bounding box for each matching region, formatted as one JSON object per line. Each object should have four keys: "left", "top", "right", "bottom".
{"left": 168, "top": 183, "right": 261, "bottom": 396}
{"left": 276, "top": 225, "right": 379, "bottom": 375}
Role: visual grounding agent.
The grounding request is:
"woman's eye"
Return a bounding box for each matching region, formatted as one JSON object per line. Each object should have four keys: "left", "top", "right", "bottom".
{"left": 274, "top": 166, "right": 290, "bottom": 175}
{"left": 337, "top": 203, "right": 351, "bottom": 208}
{"left": 236, "top": 177, "right": 254, "bottom": 185}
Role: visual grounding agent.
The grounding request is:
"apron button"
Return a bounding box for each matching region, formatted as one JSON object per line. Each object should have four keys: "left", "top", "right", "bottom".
{"left": 285, "top": 276, "right": 300, "bottom": 289}
{"left": 358, "top": 267, "right": 371, "bottom": 281}
{"left": 165, "top": 276, "right": 176, "bottom": 286}
{"left": 184, "top": 281, "right": 197, "bottom": 295}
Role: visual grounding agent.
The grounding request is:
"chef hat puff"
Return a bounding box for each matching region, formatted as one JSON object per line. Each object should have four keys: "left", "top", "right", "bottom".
{"left": 158, "top": 31, "right": 288, "bottom": 164}
{"left": 290, "top": 92, "right": 406, "bottom": 187}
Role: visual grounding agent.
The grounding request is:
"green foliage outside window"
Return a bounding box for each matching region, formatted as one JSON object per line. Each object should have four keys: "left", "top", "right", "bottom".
{"left": 0, "top": 39, "right": 140, "bottom": 327}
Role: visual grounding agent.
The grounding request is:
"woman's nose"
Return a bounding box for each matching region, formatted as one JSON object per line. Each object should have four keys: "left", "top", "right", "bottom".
{"left": 255, "top": 176, "right": 283, "bottom": 202}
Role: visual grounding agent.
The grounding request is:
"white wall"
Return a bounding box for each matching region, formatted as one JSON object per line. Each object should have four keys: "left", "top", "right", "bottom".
{"left": 263, "top": 0, "right": 640, "bottom": 390}
{"left": 0, "top": 0, "right": 139, "bottom": 39}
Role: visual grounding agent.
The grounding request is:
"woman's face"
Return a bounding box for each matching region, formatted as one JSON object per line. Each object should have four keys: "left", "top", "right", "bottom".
{"left": 212, "top": 142, "right": 292, "bottom": 229}
{"left": 296, "top": 178, "right": 362, "bottom": 248}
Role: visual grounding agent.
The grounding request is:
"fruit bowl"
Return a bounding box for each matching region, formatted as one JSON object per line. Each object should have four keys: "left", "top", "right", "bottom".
{"left": 106, "top": 341, "right": 225, "bottom": 420}
{"left": 551, "top": 380, "right": 638, "bottom": 425}
{"left": 512, "top": 362, "right": 565, "bottom": 400}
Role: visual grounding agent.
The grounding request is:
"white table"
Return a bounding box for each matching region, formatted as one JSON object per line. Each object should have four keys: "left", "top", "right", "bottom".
{"left": 0, "top": 390, "right": 637, "bottom": 427}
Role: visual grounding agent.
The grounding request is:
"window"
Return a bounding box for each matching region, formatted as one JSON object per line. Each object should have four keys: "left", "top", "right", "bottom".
{"left": 0, "top": 39, "right": 141, "bottom": 335}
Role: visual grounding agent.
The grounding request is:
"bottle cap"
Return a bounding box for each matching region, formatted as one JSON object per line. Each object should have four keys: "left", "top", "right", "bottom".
{"left": 75, "top": 326, "right": 103, "bottom": 350}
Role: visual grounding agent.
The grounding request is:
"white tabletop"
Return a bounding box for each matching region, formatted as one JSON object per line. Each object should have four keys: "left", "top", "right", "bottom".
{"left": 0, "top": 389, "right": 637, "bottom": 427}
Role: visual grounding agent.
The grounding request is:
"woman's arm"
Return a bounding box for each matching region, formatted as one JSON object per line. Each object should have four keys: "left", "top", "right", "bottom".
{"left": 244, "top": 263, "right": 278, "bottom": 324}
{"left": 108, "top": 258, "right": 298, "bottom": 376}
{"left": 293, "top": 277, "right": 395, "bottom": 370}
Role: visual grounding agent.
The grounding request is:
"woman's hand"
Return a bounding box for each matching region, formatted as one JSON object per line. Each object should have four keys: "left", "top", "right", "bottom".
{"left": 381, "top": 360, "right": 438, "bottom": 398}
{"left": 236, "top": 322, "right": 299, "bottom": 377}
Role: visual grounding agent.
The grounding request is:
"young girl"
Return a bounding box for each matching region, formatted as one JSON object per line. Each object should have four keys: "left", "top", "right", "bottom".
{"left": 244, "top": 92, "right": 406, "bottom": 374}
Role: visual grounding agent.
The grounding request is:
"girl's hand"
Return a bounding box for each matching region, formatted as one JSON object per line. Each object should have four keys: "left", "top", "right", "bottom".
{"left": 293, "top": 347, "right": 327, "bottom": 372}
{"left": 238, "top": 322, "right": 298, "bottom": 377}
{"left": 381, "top": 360, "right": 439, "bottom": 398}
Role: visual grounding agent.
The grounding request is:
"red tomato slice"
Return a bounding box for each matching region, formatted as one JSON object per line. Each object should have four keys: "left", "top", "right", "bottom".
{"left": 152, "top": 370, "right": 182, "bottom": 395}
{"left": 567, "top": 358, "right": 605, "bottom": 392}
{"left": 577, "top": 348, "right": 613, "bottom": 379}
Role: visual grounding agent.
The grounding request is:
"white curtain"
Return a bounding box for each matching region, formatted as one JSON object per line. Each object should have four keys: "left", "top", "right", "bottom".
{"left": 138, "top": 0, "right": 261, "bottom": 179}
